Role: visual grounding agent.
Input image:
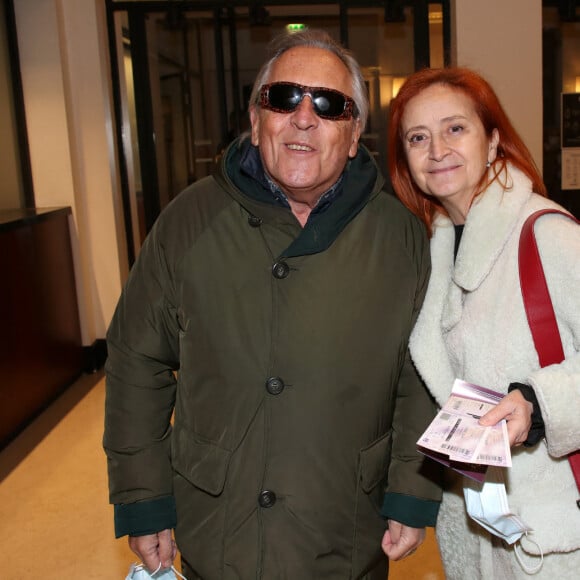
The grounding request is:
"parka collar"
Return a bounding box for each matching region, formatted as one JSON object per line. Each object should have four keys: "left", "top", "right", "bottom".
{"left": 215, "top": 137, "right": 385, "bottom": 258}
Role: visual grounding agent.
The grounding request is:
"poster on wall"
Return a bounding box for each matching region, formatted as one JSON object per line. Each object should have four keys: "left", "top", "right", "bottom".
{"left": 562, "top": 148, "right": 580, "bottom": 190}
{"left": 561, "top": 93, "right": 580, "bottom": 190}
{"left": 562, "top": 93, "right": 580, "bottom": 148}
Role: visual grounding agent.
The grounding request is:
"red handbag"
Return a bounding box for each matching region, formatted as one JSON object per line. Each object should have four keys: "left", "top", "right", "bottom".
{"left": 518, "top": 208, "right": 580, "bottom": 508}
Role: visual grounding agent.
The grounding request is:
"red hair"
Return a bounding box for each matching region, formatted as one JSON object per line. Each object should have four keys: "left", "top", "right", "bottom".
{"left": 388, "top": 67, "right": 547, "bottom": 236}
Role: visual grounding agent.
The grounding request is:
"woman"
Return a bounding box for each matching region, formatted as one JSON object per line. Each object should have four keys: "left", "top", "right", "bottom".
{"left": 388, "top": 67, "right": 580, "bottom": 578}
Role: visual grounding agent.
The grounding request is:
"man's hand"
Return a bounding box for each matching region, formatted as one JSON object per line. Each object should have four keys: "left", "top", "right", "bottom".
{"left": 478, "top": 389, "right": 533, "bottom": 447}
{"left": 381, "top": 520, "right": 425, "bottom": 561}
{"left": 128, "top": 529, "right": 177, "bottom": 572}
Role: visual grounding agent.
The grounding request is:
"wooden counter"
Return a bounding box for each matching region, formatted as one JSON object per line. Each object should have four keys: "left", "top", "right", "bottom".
{"left": 0, "top": 207, "right": 84, "bottom": 448}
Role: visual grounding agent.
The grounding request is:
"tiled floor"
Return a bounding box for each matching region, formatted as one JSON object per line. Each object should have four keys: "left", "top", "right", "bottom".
{"left": 0, "top": 372, "right": 444, "bottom": 579}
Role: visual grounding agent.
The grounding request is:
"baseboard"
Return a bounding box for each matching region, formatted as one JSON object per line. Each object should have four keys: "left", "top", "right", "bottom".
{"left": 83, "top": 339, "right": 108, "bottom": 373}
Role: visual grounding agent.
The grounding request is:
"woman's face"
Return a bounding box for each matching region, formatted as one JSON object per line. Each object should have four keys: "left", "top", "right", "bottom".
{"left": 400, "top": 83, "right": 498, "bottom": 223}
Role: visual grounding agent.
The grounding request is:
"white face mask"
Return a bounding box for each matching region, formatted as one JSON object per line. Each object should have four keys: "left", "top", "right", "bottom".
{"left": 463, "top": 467, "right": 531, "bottom": 545}
{"left": 125, "top": 563, "right": 187, "bottom": 580}
{"left": 463, "top": 467, "right": 544, "bottom": 574}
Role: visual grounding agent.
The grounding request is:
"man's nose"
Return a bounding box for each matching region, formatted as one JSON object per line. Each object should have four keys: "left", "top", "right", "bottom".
{"left": 291, "top": 96, "right": 319, "bottom": 128}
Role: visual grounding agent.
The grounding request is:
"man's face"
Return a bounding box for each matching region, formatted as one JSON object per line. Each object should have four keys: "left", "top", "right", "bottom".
{"left": 250, "top": 47, "right": 361, "bottom": 206}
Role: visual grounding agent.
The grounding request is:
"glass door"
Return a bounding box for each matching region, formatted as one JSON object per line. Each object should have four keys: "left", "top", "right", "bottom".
{"left": 106, "top": 1, "right": 449, "bottom": 262}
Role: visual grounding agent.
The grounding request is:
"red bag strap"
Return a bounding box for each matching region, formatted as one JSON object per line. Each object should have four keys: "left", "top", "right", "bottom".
{"left": 518, "top": 209, "right": 575, "bottom": 366}
{"left": 518, "top": 208, "right": 580, "bottom": 502}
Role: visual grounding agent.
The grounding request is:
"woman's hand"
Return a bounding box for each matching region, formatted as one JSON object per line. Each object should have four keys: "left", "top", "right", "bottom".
{"left": 478, "top": 389, "right": 533, "bottom": 447}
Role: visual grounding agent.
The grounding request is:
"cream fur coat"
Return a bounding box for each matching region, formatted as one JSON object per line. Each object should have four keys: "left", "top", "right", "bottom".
{"left": 410, "top": 165, "right": 580, "bottom": 578}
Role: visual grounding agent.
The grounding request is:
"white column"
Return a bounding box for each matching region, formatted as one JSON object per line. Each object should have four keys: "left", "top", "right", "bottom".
{"left": 14, "top": 0, "right": 126, "bottom": 345}
{"left": 451, "top": 0, "right": 543, "bottom": 171}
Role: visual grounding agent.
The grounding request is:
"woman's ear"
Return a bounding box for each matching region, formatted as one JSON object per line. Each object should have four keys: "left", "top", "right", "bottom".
{"left": 488, "top": 128, "right": 500, "bottom": 162}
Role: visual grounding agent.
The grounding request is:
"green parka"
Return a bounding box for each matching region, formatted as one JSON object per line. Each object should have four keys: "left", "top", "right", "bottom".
{"left": 104, "top": 139, "right": 441, "bottom": 579}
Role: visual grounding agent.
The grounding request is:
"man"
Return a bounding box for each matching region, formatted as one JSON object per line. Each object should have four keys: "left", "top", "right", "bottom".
{"left": 104, "top": 29, "right": 441, "bottom": 580}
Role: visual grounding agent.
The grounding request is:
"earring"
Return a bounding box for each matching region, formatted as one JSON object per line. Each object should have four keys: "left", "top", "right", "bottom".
{"left": 486, "top": 161, "right": 491, "bottom": 168}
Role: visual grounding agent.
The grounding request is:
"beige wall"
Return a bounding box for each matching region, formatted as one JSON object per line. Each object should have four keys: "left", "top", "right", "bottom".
{"left": 14, "top": 0, "right": 126, "bottom": 346}
{"left": 452, "top": 0, "right": 543, "bottom": 171}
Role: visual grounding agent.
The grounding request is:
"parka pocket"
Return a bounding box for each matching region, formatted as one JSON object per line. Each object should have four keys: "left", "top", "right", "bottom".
{"left": 359, "top": 430, "right": 392, "bottom": 494}
{"left": 171, "top": 423, "right": 232, "bottom": 496}
{"left": 352, "top": 431, "right": 393, "bottom": 573}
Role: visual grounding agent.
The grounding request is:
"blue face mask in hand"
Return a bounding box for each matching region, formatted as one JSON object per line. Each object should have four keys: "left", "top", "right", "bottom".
{"left": 125, "top": 562, "right": 188, "bottom": 580}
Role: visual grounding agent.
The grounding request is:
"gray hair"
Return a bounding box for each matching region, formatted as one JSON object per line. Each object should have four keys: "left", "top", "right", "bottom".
{"left": 248, "top": 28, "right": 368, "bottom": 130}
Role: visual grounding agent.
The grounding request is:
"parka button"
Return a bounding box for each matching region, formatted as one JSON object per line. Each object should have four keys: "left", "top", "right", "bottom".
{"left": 265, "top": 376, "right": 285, "bottom": 395}
{"left": 248, "top": 215, "right": 262, "bottom": 227}
{"left": 258, "top": 490, "right": 276, "bottom": 508}
{"left": 272, "top": 261, "right": 290, "bottom": 279}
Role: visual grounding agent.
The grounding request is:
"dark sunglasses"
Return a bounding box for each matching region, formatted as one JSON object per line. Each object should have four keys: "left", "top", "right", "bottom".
{"left": 258, "top": 81, "right": 358, "bottom": 121}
